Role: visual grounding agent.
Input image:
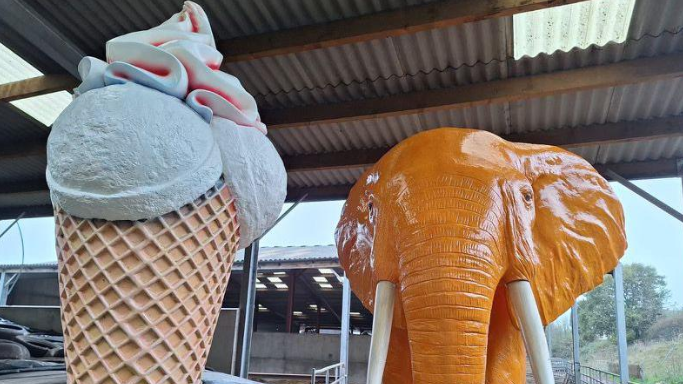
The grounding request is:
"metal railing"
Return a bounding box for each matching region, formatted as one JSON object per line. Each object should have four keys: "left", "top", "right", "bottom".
{"left": 580, "top": 366, "right": 621, "bottom": 384}
{"left": 551, "top": 358, "right": 572, "bottom": 378}
{"left": 310, "top": 362, "right": 345, "bottom": 384}
{"left": 564, "top": 364, "right": 637, "bottom": 384}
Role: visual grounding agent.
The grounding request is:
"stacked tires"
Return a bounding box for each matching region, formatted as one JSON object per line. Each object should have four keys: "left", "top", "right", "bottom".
{"left": 0, "top": 319, "right": 63, "bottom": 360}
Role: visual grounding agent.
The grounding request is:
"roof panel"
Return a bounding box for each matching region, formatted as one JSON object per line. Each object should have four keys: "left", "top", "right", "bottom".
{"left": 627, "top": 0, "right": 683, "bottom": 39}
{"left": 0, "top": 245, "right": 340, "bottom": 271}
{"left": 0, "top": 155, "right": 47, "bottom": 183}
{"left": 0, "top": 191, "right": 49, "bottom": 208}
{"left": 0, "top": 104, "right": 49, "bottom": 143}
{"left": 287, "top": 167, "right": 367, "bottom": 188}
{"left": 512, "top": 0, "right": 636, "bottom": 59}
{"left": 269, "top": 114, "right": 424, "bottom": 155}
{"left": 606, "top": 78, "right": 683, "bottom": 122}
{"left": 230, "top": 17, "right": 510, "bottom": 110}
{"left": 509, "top": 88, "right": 614, "bottom": 133}
{"left": 594, "top": 136, "right": 683, "bottom": 164}
{"left": 10, "top": 91, "right": 73, "bottom": 127}
{"left": 0, "top": 42, "right": 41, "bottom": 85}
{"left": 27, "top": 0, "right": 439, "bottom": 57}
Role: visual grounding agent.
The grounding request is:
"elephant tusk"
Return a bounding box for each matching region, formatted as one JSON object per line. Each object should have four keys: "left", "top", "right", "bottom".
{"left": 507, "top": 280, "right": 555, "bottom": 384}
{"left": 367, "top": 281, "right": 396, "bottom": 384}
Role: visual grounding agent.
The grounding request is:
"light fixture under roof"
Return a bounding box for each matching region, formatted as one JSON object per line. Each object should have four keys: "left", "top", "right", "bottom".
{"left": 267, "top": 277, "right": 283, "bottom": 283}
{"left": 309, "top": 304, "right": 317, "bottom": 309}
{"left": 318, "top": 268, "right": 335, "bottom": 274}
{"left": 272, "top": 271, "right": 286, "bottom": 275}
{"left": 313, "top": 276, "right": 328, "bottom": 283}
{"left": 513, "top": 0, "right": 636, "bottom": 59}
{"left": 318, "top": 283, "right": 333, "bottom": 289}
{"left": 350, "top": 312, "right": 361, "bottom": 316}
{"left": 255, "top": 284, "right": 267, "bottom": 289}
{"left": 274, "top": 283, "right": 288, "bottom": 289}
{"left": 293, "top": 311, "right": 303, "bottom": 316}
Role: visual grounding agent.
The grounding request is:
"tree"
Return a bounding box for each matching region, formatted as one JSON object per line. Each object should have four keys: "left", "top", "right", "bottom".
{"left": 578, "top": 263, "right": 669, "bottom": 344}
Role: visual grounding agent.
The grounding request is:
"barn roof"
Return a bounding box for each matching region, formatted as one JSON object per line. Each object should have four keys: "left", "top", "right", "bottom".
{"left": 1, "top": 0, "right": 683, "bottom": 219}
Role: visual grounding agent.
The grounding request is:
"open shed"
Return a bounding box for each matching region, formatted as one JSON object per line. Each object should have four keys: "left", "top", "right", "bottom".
{"left": 1, "top": 1, "right": 682, "bottom": 383}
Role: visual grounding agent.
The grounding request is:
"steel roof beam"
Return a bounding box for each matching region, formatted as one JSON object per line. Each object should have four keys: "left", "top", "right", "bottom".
{"left": 262, "top": 53, "right": 683, "bottom": 129}
{"left": 283, "top": 116, "right": 683, "bottom": 172}
{"left": 217, "top": 0, "right": 586, "bottom": 63}
{"left": 284, "top": 158, "right": 683, "bottom": 201}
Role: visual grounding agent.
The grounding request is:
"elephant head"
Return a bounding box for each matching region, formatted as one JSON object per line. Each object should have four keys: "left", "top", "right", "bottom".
{"left": 335, "top": 128, "right": 627, "bottom": 384}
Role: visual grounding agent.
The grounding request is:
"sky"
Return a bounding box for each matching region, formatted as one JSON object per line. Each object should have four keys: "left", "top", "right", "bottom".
{"left": 1, "top": 178, "right": 682, "bottom": 308}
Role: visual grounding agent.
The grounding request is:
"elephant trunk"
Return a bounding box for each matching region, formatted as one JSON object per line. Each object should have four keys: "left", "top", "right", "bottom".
{"left": 396, "top": 179, "right": 506, "bottom": 384}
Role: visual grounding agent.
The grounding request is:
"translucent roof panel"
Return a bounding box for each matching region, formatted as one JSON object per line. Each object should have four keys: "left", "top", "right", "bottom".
{"left": 10, "top": 91, "right": 72, "bottom": 126}
{"left": 1, "top": 42, "right": 73, "bottom": 126}
{"left": 0, "top": 43, "right": 41, "bottom": 85}
{"left": 513, "top": 0, "right": 636, "bottom": 59}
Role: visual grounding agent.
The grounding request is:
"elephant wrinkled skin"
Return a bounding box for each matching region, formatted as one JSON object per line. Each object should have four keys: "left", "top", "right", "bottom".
{"left": 335, "top": 128, "right": 627, "bottom": 384}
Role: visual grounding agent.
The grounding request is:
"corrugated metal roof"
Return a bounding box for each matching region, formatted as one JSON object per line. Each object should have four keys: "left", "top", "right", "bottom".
{"left": 0, "top": 191, "right": 49, "bottom": 208}
{"left": 288, "top": 167, "right": 368, "bottom": 187}
{"left": 231, "top": 17, "right": 511, "bottom": 110}
{"left": 235, "top": 245, "right": 338, "bottom": 263}
{"left": 269, "top": 75, "right": 683, "bottom": 158}
{"left": 1, "top": 0, "right": 682, "bottom": 201}
{"left": 0, "top": 245, "right": 339, "bottom": 271}
{"left": 0, "top": 155, "right": 46, "bottom": 184}
{"left": 28, "top": 0, "right": 439, "bottom": 57}
{"left": 0, "top": 104, "right": 48, "bottom": 143}
{"left": 238, "top": 0, "right": 683, "bottom": 120}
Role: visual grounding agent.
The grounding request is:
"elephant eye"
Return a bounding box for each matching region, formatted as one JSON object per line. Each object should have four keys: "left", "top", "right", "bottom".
{"left": 523, "top": 190, "right": 533, "bottom": 203}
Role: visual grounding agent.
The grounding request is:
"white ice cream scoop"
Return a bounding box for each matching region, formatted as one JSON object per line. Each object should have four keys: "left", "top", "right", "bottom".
{"left": 47, "top": 82, "right": 224, "bottom": 221}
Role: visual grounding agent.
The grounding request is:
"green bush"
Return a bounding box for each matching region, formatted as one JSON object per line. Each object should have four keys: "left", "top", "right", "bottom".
{"left": 646, "top": 311, "right": 683, "bottom": 342}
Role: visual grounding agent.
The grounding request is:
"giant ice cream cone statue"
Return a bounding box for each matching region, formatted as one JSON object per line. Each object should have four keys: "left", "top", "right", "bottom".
{"left": 46, "top": 3, "right": 286, "bottom": 383}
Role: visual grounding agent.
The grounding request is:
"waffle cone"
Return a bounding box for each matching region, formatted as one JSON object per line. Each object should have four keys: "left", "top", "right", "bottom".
{"left": 55, "top": 180, "right": 240, "bottom": 384}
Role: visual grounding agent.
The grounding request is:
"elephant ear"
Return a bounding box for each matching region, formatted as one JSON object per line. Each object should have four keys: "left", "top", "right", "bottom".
{"left": 524, "top": 148, "right": 627, "bottom": 325}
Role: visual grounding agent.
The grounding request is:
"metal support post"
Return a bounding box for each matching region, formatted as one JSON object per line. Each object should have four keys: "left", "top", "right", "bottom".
{"left": 316, "top": 302, "right": 321, "bottom": 333}
{"left": 613, "top": 264, "right": 630, "bottom": 383}
{"left": 339, "top": 274, "right": 351, "bottom": 384}
{"left": 286, "top": 272, "right": 297, "bottom": 332}
{"left": 0, "top": 272, "right": 7, "bottom": 306}
{"left": 571, "top": 302, "right": 580, "bottom": 381}
{"left": 234, "top": 240, "right": 260, "bottom": 378}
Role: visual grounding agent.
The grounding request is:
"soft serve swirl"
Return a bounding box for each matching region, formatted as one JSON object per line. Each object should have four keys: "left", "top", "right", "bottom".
{"left": 76, "top": 1, "right": 266, "bottom": 134}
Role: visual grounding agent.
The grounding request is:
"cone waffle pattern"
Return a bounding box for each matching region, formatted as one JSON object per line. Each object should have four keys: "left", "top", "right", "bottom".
{"left": 55, "top": 181, "right": 240, "bottom": 384}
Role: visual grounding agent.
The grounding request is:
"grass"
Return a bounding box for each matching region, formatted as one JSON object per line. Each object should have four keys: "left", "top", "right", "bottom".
{"left": 581, "top": 337, "right": 683, "bottom": 384}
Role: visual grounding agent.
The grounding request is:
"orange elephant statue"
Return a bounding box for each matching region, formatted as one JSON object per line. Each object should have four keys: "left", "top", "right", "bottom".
{"left": 335, "top": 128, "right": 627, "bottom": 384}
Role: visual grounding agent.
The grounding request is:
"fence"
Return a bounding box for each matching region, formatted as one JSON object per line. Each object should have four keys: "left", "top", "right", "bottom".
{"left": 310, "top": 362, "right": 345, "bottom": 384}
{"left": 564, "top": 362, "right": 638, "bottom": 384}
